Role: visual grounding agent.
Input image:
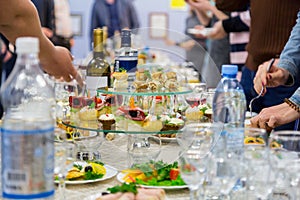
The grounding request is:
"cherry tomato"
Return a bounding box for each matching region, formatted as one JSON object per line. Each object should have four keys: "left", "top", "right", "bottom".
{"left": 169, "top": 168, "right": 180, "bottom": 180}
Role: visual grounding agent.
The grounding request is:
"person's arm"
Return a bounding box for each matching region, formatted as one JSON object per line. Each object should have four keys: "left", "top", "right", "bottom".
{"left": 186, "top": 0, "right": 228, "bottom": 23}
{"left": 0, "top": 0, "right": 79, "bottom": 82}
{"left": 208, "top": 13, "right": 249, "bottom": 40}
{"left": 194, "top": 9, "right": 211, "bottom": 27}
{"left": 250, "top": 88, "right": 300, "bottom": 130}
{"left": 253, "top": 11, "right": 300, "bottom": 95}
{"left": 277, "top": 11, "right": 300, "bottom": 84}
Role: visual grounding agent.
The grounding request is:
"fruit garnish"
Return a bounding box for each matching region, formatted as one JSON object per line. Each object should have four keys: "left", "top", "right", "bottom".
{"left": 129, "top": 97, "right": 135, "bottom": 109}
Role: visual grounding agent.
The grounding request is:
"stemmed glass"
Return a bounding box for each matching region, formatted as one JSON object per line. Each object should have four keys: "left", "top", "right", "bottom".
{"left": 54, "top": 74, "right": 85, "bottom": 124}
{"left": 54, "top": 128, "right": 76, "bottom": 199}
{"left": 176, "top": 122, "right": 221, "bottom": 154}
{"left": 177, "top": 123, "right": 221, "bottom": 199}
{"left": 200, "top": 91, "right": 215, "bottom": 107}
{"left": 73, "top": 130, "right": 105, "bottom": 162}
{"left": 178, "top": 150, "right": 209, "bottom": 200}
{"left": 185, "top": 83, "right": 206, "bottom": 107}
{"left": 127, "top": 134, "right": 161, "bottom": 168}
{"left": 244, "top": 128, "right": 275, "bottom": 199}
{"left": 269, "top": 131, "right": 300, "bottom": 199}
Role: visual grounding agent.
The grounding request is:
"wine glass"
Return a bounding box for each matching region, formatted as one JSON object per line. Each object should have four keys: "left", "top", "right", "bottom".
{"left": 206, "top": 153, "right": 243, "bottom": 199}
{"left": 178, "top": 149, "right": 209, "bottom": 200}
{"left": 244, "top": 128, "right": 275, "bottom": 199}
{"left": 73, "top": 130, "right": 105, "bottom": 162}
{"left": 176, "top": 123, "right": 221, "bottom": 156}
{"left": 54, "top": 76, "right": 85, "bottom": 123}
{"left": 200, "top": 91, "right": 215, "bottom": 107}
{"left": 185, "top": 83, "right": 206, "bottom": 107}
{"left": 127, "top": 134, "right": 161, "bottom": 168}
{"left": 54, "top": 129, "right": 76, "bottom": 199}
{"left": 269, "top": 131, "right": 300, "bottom": 199}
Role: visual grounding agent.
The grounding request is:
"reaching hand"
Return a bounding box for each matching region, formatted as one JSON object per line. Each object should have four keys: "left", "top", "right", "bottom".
{"left": 41, "top": 46, "right": 83, "bottom": 85}
{"left": 253, "top": 58, "right": 289, "bottom": 95}
{"left": 250, "top": 102, "right": 300, "bottom": 130}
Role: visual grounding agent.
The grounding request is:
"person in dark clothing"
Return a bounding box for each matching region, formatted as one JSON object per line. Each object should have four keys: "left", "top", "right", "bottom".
{"left": 215, "top": 0, "right": 300, "bottom": 130}
{"left": 90, "top": 0, "right": 140, "bottom": 44}
{"left": 31, "top": 0, "right": 55, "bottom": 40}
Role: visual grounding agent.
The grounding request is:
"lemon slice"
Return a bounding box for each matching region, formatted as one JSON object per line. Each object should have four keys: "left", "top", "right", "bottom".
{"left": 90, "top": 163, "right": 106, "bottom": 175}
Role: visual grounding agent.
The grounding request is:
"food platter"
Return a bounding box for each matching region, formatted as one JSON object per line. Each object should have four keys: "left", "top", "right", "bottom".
{"left": 54, "top": 164, "right": 118, "bottom": 185}
{"left": 116, "top": 172, "right": 188, "bottom": 190}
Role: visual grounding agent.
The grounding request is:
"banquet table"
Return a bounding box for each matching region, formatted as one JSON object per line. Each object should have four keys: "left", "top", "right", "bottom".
{"left": 53, "top": 134, "right": 190, "bottom": 200}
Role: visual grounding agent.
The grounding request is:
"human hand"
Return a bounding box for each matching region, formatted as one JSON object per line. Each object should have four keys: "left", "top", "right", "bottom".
{"left": 41, "top": 46, "right": 83, "bottom": 86}
{"left": 207, "top": 20, "right": 227, "bottom": 39}
{"left": 250, "top": 102, "right": 300, "bottom": 131}
{"left": 253, "top": 58, "right": 289, "bottom": 95}
{"left": 185, "top": 0, "right": 212, "bottom": 12}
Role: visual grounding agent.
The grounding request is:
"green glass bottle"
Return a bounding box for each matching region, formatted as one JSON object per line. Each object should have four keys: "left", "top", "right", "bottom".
{"left": 86, "top": 28, "right": 111, "bottom": 97}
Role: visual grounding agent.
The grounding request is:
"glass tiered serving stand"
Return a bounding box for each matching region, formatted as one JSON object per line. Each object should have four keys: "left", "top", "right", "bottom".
{"left": 61, "top": 27, "right": 216, "bottom": 171}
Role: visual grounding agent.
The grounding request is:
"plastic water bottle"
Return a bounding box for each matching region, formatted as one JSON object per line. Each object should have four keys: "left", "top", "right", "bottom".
{"left": 0, "top": 37, "right": 55, "bottom": 199}
{"left": 212, "top": 64, "right": 246, "bottom": 155}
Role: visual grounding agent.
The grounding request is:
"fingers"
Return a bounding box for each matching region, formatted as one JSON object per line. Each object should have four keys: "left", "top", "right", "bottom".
{"left": 267, "top": 116, "right": 277, "bottom": 128}
{"left": 254, "top": 63, "right": 268, "bottom": 94}
{"left": 250, "top": 114, "right": 275, "bottom": 132}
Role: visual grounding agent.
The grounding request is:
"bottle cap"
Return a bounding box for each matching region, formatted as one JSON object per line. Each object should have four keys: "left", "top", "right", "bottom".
{"left": 121, "top": 29, "right": 131, "bottom": 47}
{"left": 221, "top": 64, "right": 238, "bottom": 76}
{"left": 16, "top": 37, "right": 39, "bottom": 54}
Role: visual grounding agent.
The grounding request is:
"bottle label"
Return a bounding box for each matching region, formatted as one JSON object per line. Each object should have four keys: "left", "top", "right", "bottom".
{"left": 1, "top": 127, "right": 55, "bottom": 199}
{"left": 118, "top": 56, "right": 137, "bottom": 72}
{"left": 225, "top": 127, "right": 244, "bottom": 154}
{"left": 86, "top": 76, "right": 108, "bottom": 97}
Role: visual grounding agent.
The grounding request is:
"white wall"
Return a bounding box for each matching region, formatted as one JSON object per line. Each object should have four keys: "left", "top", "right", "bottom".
{"left": 69, "top": 0, "right": 189, "bottom": 60}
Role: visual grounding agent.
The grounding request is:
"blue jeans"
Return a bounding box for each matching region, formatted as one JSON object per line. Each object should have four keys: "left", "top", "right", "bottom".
{"left": 241, "top": 66, "right": 300, "bottom": 130}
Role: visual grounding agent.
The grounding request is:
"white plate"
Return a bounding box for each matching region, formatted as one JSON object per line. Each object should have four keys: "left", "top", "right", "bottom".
{"left": 55, "top": 164, "right": 118, "bottom": 185}
{"left": 117, "top": 172, "right": 188, "bottom": 190}
{"left": 187, "top": 28, "right": 214, "bottom": 36}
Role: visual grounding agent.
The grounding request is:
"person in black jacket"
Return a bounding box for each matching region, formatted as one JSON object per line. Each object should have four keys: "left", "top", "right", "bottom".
{"left": 31, "top": 0, "right": 56, "bottom": 40}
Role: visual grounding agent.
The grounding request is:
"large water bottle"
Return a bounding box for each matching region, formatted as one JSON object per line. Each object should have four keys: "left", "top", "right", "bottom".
{"left": 0, "top": 37, "right": 55, "bottom": 199}
{"left": 212, "top": 64, "right": 246, "bottom": 155}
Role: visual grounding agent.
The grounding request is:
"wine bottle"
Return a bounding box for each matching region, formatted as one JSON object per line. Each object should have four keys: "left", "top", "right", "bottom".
{"left": 86, "top": 28, "right": 111, "bottom": 97}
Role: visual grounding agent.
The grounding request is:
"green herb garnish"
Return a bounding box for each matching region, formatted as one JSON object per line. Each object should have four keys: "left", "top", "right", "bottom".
{"left": 84, "top": 171, "right": 104, "bottom": 180}
{"left": 119, "top": 67, "right": 127, "bottom": 72}
{"left": 73, "top": 163, "right": 83, "bottom": 171}
{"left": 108, "top": 182, "right": 138, "bottom": 194}
{"left": 144, "top": 70, "right": 151, "bottom": 79}
{"left": 89, "top": 101, "right": 95, "bottom": 109}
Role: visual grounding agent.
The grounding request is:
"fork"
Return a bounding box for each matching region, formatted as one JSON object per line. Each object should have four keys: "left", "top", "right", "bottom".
{"left": 249, "top": 58, "right": 275, "bottom": 117}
